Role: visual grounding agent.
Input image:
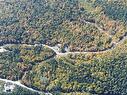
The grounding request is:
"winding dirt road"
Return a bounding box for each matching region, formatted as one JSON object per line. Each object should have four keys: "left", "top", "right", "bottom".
{"left": 0, "top": 34, "right": 126, "bottom": 94}
{"left": 0, "top": 20, "right": 127, "bottom": 94}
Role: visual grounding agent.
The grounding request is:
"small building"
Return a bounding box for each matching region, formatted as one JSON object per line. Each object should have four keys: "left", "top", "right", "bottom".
{"left": 52, "top": 44, "right": 62, "bottom": 53}
{"left": 64, "top": 46, "right": 69, "bottom": 52}
{"left": 62, "top": 44, "right": 69, "bottom": 53}
{"left": 0, "top": 47, "right": 7, "bottom": 52}
{"left": 3, "top": 82, "right": 15, "bottom": 93}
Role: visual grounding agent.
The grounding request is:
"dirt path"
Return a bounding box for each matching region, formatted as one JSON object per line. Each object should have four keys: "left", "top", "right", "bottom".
{"left": 0, "top": 78, "right": 52, "bottom": 95}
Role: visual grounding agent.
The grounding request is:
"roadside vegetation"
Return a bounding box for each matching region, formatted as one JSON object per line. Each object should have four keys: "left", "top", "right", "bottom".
{"left": 0, "top": 0, "right": 127, "bottom": 95}
{"left": 0, "top": 45, "right": 55, "bottom": 80}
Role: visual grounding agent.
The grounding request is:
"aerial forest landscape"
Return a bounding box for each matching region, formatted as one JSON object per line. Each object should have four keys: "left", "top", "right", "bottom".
{"left": 0, "top": 0, "right": 127, "bottom": 95}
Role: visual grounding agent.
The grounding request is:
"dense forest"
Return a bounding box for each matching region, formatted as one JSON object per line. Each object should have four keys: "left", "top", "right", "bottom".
{"left": 1, "top": 0, "right": 127, "bottom": 52}
{"left": 1, "top": 0, "right": 127, "bottom": 95}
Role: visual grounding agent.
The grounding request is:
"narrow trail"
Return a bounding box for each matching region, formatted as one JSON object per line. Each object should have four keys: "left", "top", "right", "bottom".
{"left": 0, "top": 31, "right": 127, "bottom": 56}
{"left": 81, "top": 19, "right": 112, "bottom": 37}
{"left": 0, "top": 34, "right": 126, "bottom": 93}
{"left": 0, "top": 19, "right": 125, "bottom": 55}
{"left": 0, "top": 19, "right": 127, "bottom": 94}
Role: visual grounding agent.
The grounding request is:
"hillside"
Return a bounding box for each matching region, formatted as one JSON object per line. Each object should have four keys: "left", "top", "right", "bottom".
{"left": 0, "top": 0, "right": 127, "bottom": 95}
{"left": 1, "top": 0, "right": 126, "bottom": 52}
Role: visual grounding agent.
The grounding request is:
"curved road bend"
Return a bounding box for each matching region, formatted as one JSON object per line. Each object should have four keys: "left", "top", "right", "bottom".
{"left": 0, "top": 21, "right": 127, "bottom": 93}
{"left": 0, "top": 34, "right": 127, "bottom": 56}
